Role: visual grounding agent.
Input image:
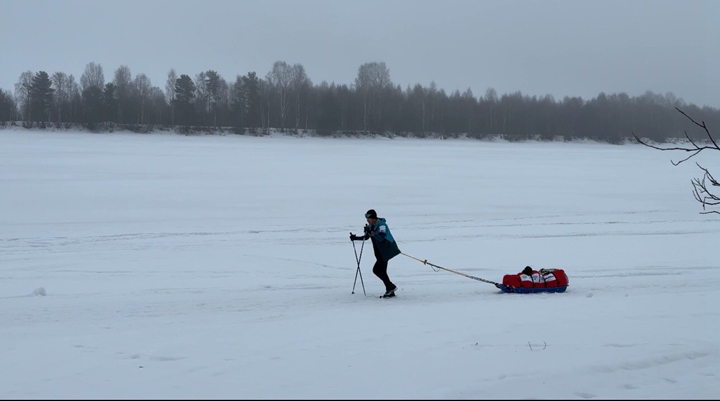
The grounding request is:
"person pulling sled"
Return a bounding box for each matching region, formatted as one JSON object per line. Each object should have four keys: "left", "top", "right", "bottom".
{"left": 350, "top": 209, "right": 401, "bottom": 298}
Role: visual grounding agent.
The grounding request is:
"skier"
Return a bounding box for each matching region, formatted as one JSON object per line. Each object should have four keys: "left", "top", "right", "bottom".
{"left": 350, "top": 209, "right": 401, "bottom": 298}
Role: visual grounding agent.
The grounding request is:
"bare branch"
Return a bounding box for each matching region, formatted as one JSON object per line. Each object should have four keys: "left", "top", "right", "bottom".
{"left": 691, "top": 163, "right": 720, "bottom": 214}
{"left": 632, "top": 130, "right": 715, "bottom": 166}
{"left": 635, "top": 109, "right": 720, "bottom": 215}
{"left": 676, "top": 107, "right": 720, "bottom": 150}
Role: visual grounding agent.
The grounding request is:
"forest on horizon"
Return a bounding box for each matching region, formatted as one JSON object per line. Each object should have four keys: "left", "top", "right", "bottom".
{"left": 1, "top": 60, "right": 718, "bottom": 143}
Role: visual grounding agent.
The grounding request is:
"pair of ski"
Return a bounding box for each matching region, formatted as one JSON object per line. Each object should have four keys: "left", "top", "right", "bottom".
{"left": 352, "top": 236, "right": 396, "bottom": 299}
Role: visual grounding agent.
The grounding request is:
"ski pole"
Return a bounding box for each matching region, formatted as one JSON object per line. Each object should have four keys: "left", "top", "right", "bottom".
{"left": 351, "top": 235, "right": 366, "bottom": 296}
{"left": 401, "top": 252, "right": 501, "bottom": 287}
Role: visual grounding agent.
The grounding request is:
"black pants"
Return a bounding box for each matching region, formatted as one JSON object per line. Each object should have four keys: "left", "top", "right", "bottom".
{"left": 373, "top": 259, "right": 396, "bottom": 292}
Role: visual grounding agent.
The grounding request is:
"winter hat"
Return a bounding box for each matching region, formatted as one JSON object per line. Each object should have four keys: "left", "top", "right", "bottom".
{"left": 522, "top": 266, "right": 533, "bottom": 275}
{"left": 365, "top": 209, "right": 377, "bottom": 219}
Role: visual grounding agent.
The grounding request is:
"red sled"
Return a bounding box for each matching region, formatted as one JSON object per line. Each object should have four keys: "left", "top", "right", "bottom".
{"left": 499, "top": 268, "right": 568, "bottom": 293}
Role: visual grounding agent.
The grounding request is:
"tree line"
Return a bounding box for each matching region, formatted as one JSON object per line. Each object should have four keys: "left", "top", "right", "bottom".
{"left": 1, "top": 61, "right": 719, "bottom": 143}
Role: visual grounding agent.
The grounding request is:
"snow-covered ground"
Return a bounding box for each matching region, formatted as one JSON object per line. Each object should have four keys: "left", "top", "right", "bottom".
{"left": 1, "top": 129, "right": 718, "bottom": 399}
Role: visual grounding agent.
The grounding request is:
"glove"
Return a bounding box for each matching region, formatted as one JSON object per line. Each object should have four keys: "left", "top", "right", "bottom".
{"left": 350, "top": 233, "right": 359, "bottom": 241}
{"left": 364, "top": 224, "right": 374, "bottom": 236}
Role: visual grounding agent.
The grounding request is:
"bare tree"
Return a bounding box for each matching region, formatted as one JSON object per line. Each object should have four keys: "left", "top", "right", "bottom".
{"left": 354, "top": 62, "right": 392, "bottom": 133}
{"left": 134, "top": 73, "right": 151, "bottom": 124}
{"left": 80, "top": 62, "right": 105, "bottom": 92}
{"left": 421, "top": 84, "right": 430, "bottom": 134}
{"left": 463, "top": 88, "right": 476, "bottom": 134}
{"left": 194, "top": 71, "right": 208, "bottom": 124}
{"left": 371, "top": 62, "right": 392, "bottom": 129}
{"left": 216, "top": 77, "right": 229, "bottom": 126}
{"left": 291, "top": 63, "right": 309, "bottom": 130}
{"left": 14, "top": 71, "right": 33, "bottom": 121}
{"left": 51, "top": 72, "right": 71, "bottom": 124}
{"left": 67, "top": 75, "right": 81, "bottom": 123}
{"left": 266, "top": 61, "right": 293, "bottom": 130}
{"left": 165, "top": 69, "right": 177, "bottom": 125}
{"left": 113, "top": 65, "right": 132, "bottom": 124}
{"left": 634, "top": 108, "right": 720, "bottom": 215}
{"left": 428, "top": 81, "right": 439, "bottom": 133}
{"left": 148, "top": 86, "right": 165, "bottom": 124}
{"left": 258, "top": 78, "right": 272, "bottom": 134}
{"left": 355, "top": 64, "right": 372, "bottom": 132}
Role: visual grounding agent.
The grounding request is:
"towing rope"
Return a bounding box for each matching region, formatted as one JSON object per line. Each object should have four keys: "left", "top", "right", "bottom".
{"left": 401, "top": 252, "right": 501, "bottom": 288}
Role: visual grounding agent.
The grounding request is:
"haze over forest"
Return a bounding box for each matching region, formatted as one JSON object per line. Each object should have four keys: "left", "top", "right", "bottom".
{"left": 2, "top": 0, "right": 719, "bottom": 142}
{"left": 2, "top": 60, "right": 719, "bottom": 144}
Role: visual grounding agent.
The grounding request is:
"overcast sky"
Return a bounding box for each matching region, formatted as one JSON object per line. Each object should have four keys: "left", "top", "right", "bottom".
{"left": 2, "top": 0, "right": 719, "bottom": 107}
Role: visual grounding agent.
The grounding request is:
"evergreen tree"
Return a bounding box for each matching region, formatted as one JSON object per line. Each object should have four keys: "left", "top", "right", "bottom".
{"left": 174, "top": 74, "right": 196, "bottom": 125}
{"left": 103, "top": 83, "right": 118, "bottom": 123}
{"left": 242, "top": 72, "right": 261, "bottom": 128}
{"left": 82, "top": 86, "right": 103, "bottom": 125}
{"left": 204, "top": 70, "right": 221, "bottom": 126}
{"left": 0, "top": 89, "right": 17, "bottom": 121}
{"left": 29, "top": 71, "right": 55, "bottom": 122}
{"left": 230, "top": 75, "right": 246, "bottom": 128}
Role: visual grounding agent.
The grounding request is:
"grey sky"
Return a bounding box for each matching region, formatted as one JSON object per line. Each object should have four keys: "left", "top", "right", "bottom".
{"left": 2, "top": 0, "right": 719, "bottom": 107}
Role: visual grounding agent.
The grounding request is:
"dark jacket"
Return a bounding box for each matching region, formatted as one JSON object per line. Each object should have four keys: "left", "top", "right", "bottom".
{"left": 361, "top": 218, "right": 401, "bottom": 261}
